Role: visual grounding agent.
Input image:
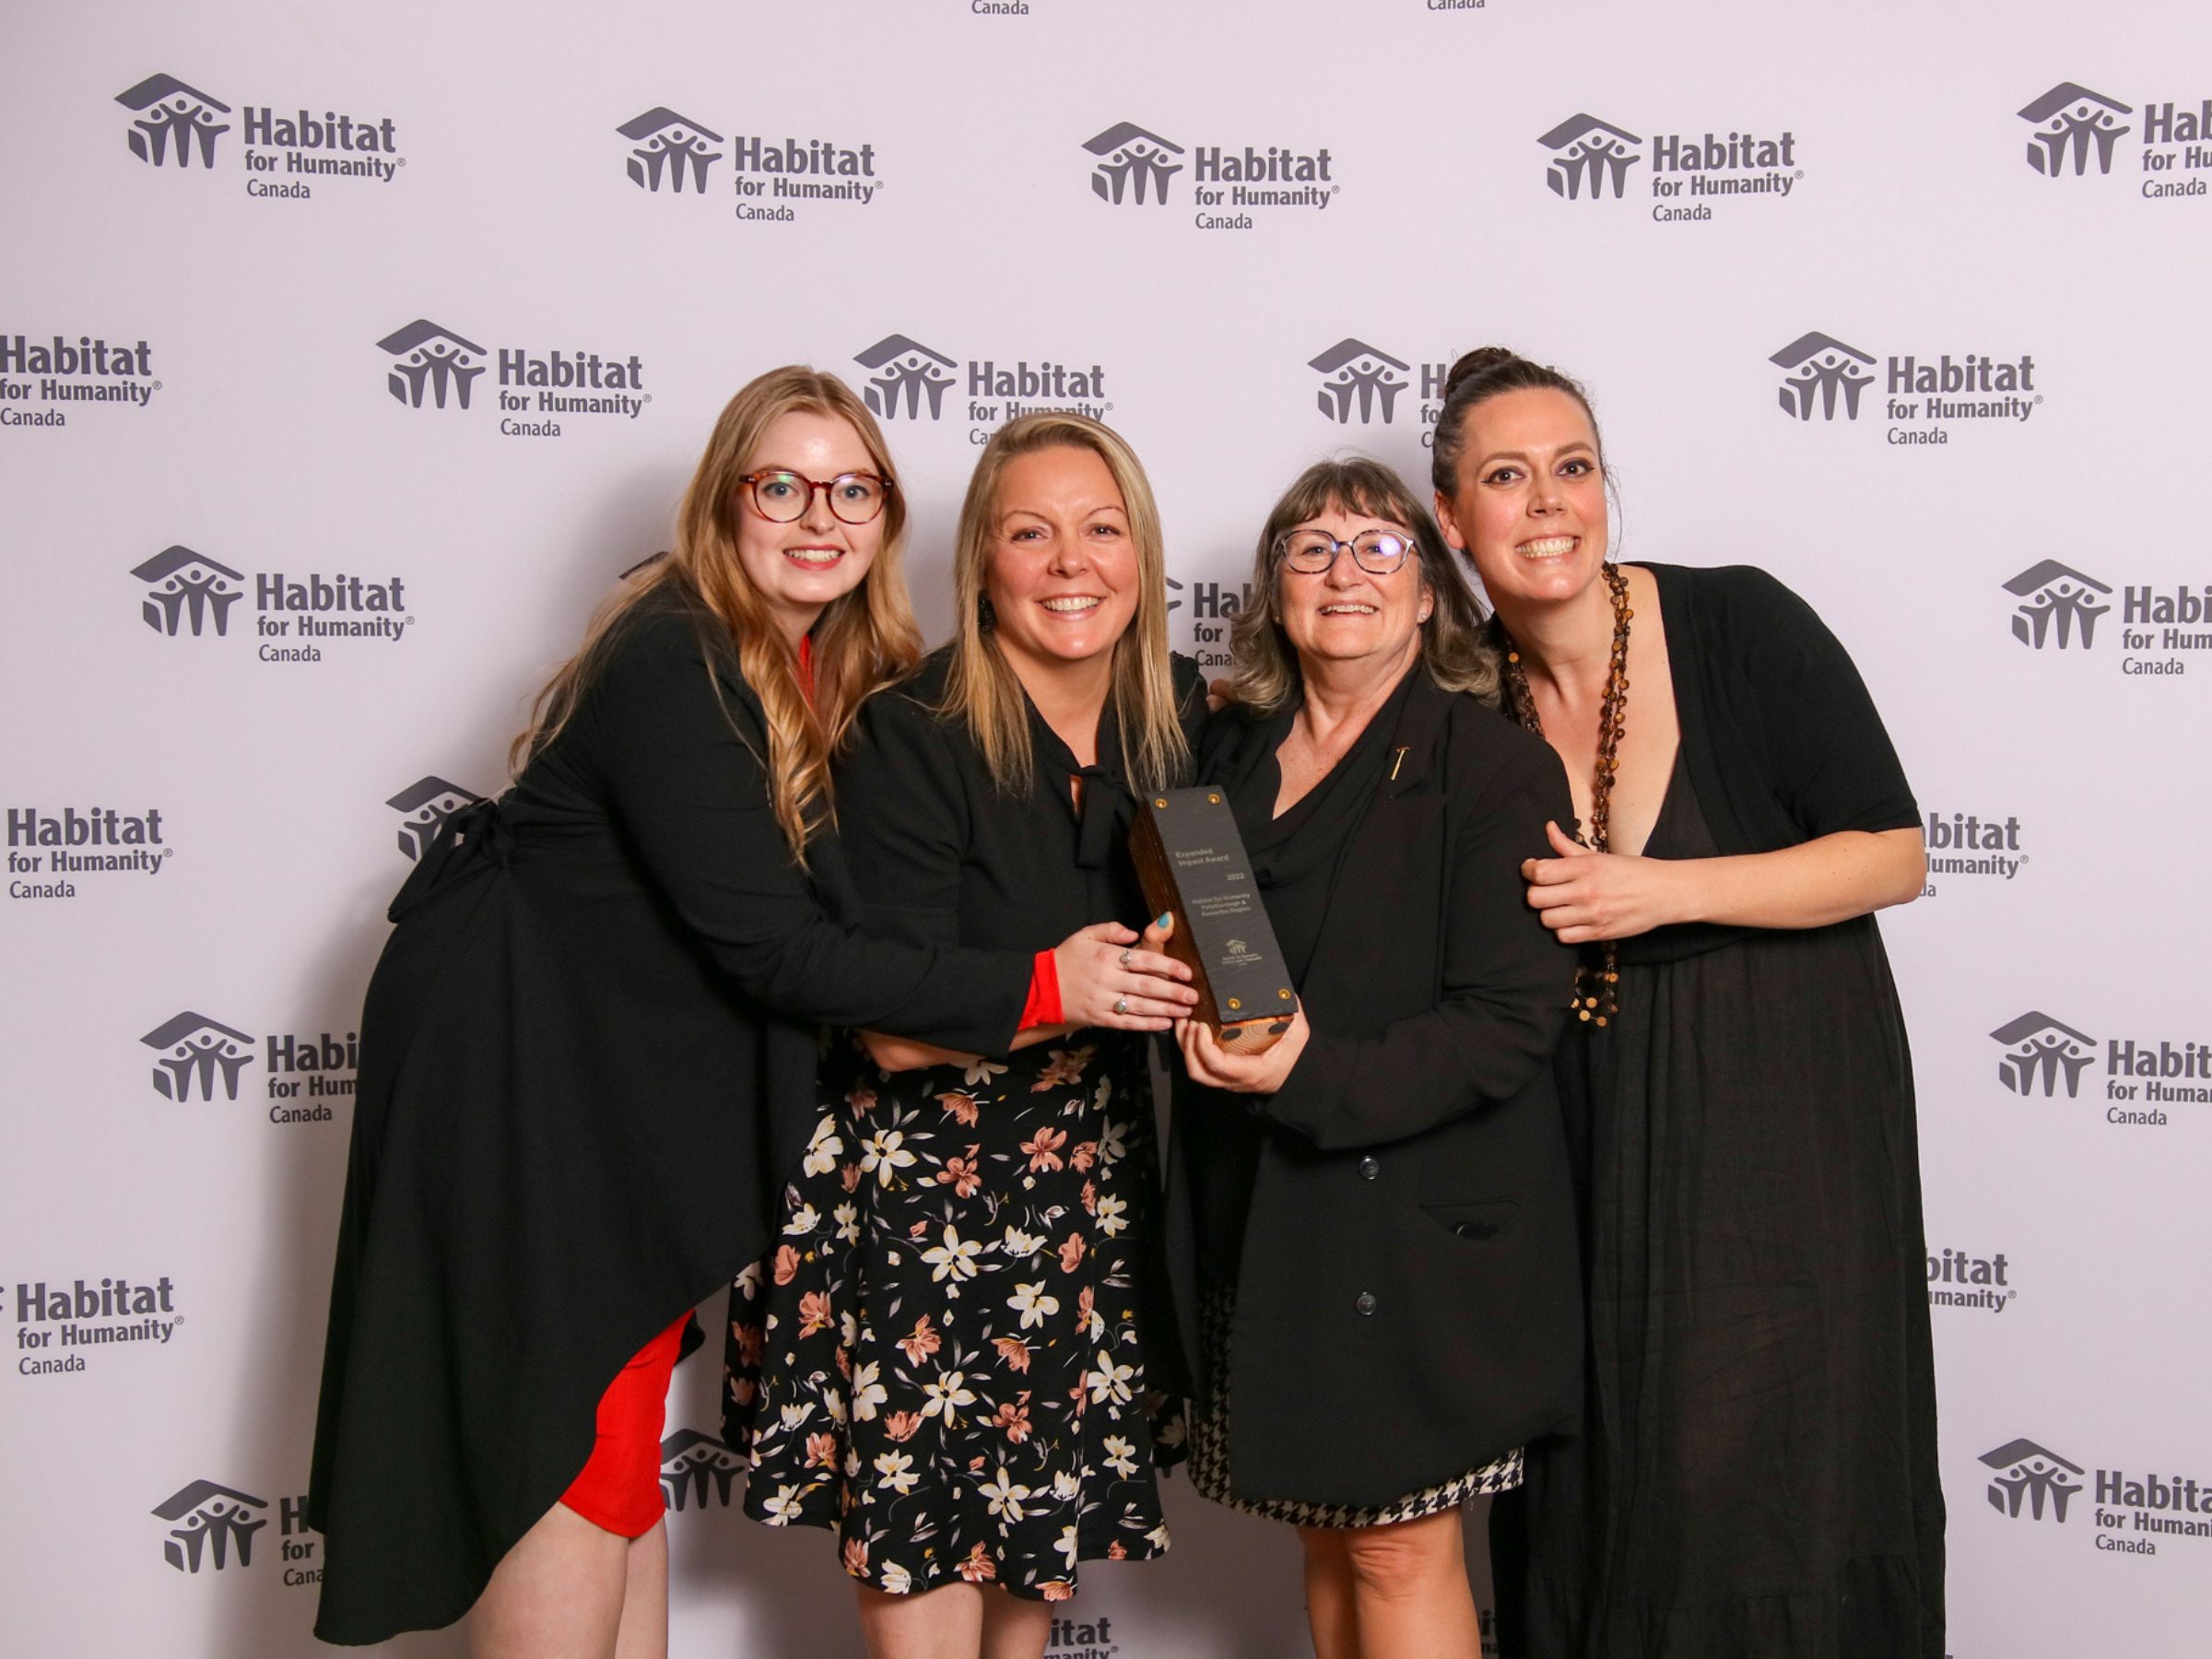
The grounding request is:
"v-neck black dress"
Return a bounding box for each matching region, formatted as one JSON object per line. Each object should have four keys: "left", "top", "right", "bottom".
{"left": 726, "top": 648, "right": 1201, "bottom": 1599}
{"left": 1502, "top": 564, "right": 1942, "bottom": 1659}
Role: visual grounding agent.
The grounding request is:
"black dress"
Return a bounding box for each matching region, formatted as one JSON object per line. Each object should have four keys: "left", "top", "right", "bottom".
{"left": 1503, "top": 565, "right": 1943, "bottom": 1658}
{"left": 307, "top": 593, "right": 1031, "bottom": 1645}
{"left": 725, "top": 650, "right": 1199, "bottom": 1599}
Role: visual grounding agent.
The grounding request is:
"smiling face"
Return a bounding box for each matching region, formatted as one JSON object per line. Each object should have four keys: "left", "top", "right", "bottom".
{"left": 1432, "top": 386, "right": 1608, "bottom": 612}
{"left": 1277, "top": 503, "right": 1431, "bottom": 678}
{"left": 982, "top": 444, "right": 1141, "bottom": 683}
{"left": 731, "top": 409, "right": 887, "bottom": 642}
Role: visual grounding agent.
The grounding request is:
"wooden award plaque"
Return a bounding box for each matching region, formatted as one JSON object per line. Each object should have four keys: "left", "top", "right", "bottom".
{"left": 1128, "top": 786, "right": 1296, "bottom": 1054}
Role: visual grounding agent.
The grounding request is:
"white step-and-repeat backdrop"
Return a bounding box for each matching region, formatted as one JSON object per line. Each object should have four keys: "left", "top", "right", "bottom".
{"left": 6, "top": 1, "right": 2208, "bottom": 1654}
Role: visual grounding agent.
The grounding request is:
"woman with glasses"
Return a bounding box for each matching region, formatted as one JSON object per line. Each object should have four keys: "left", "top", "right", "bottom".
{"left": 730, "top": 413, "right": 1198, "bottom": 1659}
{"left": 1164, "top": 458, "right": 1579, "bottom": 1659}
{"left": 307, "top": 371, "right": 1195, "bottom": 1658}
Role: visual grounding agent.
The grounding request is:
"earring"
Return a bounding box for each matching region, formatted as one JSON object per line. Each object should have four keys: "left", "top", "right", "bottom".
{"left": 978, "top": 595, "right": 997, "bottom": 633}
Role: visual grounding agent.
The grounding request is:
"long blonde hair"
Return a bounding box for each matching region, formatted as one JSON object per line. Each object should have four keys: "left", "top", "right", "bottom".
{"left": 1227, "top": 457, "right": 1497, "bottom": 713}
{"left": 512, "top": 366, "right": 923, "bottom": 861}
{"left": 938, "top": 413, "right": 1188, "bottom": 795}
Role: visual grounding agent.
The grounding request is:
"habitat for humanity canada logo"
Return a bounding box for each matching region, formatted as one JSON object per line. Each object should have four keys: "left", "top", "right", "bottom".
{"left": 616, "top": 105, "right": 879, "bottom": 220}
{"left": 660, "top": 1430, "right": 744, "bottom": 1511}
{"left": 1085, "top": 123, "right": 1184, "bottom": 204}
{"left": 1990, "top": 1012, "right": 2096, "bottom": 1098}
{"left": 1538, "top": 115, "right": 1641, "bottom": 198}
{"left": 2000, "top": 561, "right": 2209, "bottom": 677}
{"left": 1988, "top": 1009, "right": 2209, "bottom": 1124}
{"left": 851, "top": 335, "right": 1110, "bottom": 435}
{"left": 7, "top": 804, "right": 171, "bottom": 900}
{"left": 1537, "top": 111, "right": 1799, "bottom": 220}
{"left": 2003, "top": 561, "right": 2111, "bottom": 650}
{"left": 115, "top": 72, "right": 406, "bottom": 197}
{"left": 134, "top": 547, "right": 244, "bottom": 637}
{"left": 153, "top": 1482, "right": 268, "bottom": 1572}
{"left": 142, "top": 1012, "right": 254, "bottom": 1101}
{"left": 1310, "top": 340, "right": 1409, "bottom": 424}
{"left": 1303, "top": 341, "right": 1455, "bottom": 444}
{"left": 1767, "top": 330, "right": 2041, "bottom": 444}
{"left": 2016, "top": 81, "right": 2212, "bottom": 199}
{"left": 378, "top": 319, "right": 648, "bottom": 437}
{"left": 0, "top": 332, "right": 160, "bottom": 426}
{"left": 137, "top": 1009, "right": 356, "bottom": 1122}
{"left": 1982, "top": 1440, "right": 2085, "bottom": 1523}
{"left": 132, "top": 542, "right": 412, "bottom": 663}
{"left": 1978, "top": 1437, "right": 2212, "bottom": 1557}
{"left": 2019, "top": 85, "right": 2132, "bottom": 177}
{"left": 1081, "top": 119, "right": 1337, "bottom": 228}
{"left": 12, "top": 1274, "right": 182, "bottom": 1376}
{"left": 117, "top": 75, "right": 230, "bottom": 167}
{"left": 388, "top": 777, "right": 482, "bottom": 860}
{"left": 618, "top": 108, "right": 723, "bottom": 192}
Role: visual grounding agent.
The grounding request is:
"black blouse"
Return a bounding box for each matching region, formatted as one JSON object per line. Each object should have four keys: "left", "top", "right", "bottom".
{"left": 834, "top": 648, "right": 1205, "bottom": 958}
{"left": 1229, "top": 666, "right": 1422, "bottom": 986}
{"left": 1191, "top": 665, "right": 1421, "bottom": 1282}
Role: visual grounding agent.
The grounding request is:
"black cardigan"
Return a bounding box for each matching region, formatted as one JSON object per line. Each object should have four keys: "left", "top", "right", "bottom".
{"left": 1652, "top": 560, "right": 1917, "bottom": 848}
{"left": 309, "top": 594, "right": 1031, "bottom": 1644}
{"left": 1168, "top": 671, "right": 1583, "bottom": 1507}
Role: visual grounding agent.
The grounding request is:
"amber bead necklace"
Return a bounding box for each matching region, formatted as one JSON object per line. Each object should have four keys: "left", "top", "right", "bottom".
{"left": 1501, "top": 561, "right": 1630, "bottom": 1028}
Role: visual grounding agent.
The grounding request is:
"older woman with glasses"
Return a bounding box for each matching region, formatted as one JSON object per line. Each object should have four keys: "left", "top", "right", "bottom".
{"left": 1164, "top": 458, "right": 1580, "bottom": 1659}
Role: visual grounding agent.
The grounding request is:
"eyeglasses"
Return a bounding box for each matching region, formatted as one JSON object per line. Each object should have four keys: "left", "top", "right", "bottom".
{"left": 1275, "top": 528, "right": 1415, "bottom": 576}
{"left": 736, "top": 470, "right": 893, "bottom": 525}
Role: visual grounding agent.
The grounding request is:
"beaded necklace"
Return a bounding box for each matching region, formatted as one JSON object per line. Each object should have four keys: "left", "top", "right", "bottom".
{"left": 1501, "top": 561, "right": 1630, "bottom": 1028}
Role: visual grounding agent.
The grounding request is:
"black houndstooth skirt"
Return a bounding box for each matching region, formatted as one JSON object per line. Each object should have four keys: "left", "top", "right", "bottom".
{"left": 1185, "top": 1284, "right": 1522, "bottom": 1528}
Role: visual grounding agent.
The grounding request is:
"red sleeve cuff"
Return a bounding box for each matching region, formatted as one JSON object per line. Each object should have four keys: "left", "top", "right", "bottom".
{"left": 1019, "top": 948, "right": 1063, "bottom": 1030}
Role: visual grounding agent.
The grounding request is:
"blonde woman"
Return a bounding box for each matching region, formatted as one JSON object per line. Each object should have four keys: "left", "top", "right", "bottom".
{"left": 307, "top": 373, "right": 1194, "bottom": 1658}
{"left": 731, "top": 414, "right": 1197, "bottom": 1659}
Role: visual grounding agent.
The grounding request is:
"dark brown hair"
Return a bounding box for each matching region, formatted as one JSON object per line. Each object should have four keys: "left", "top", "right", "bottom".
{"left": 1429, "top": 347, "right": 1606, "bottom": 496}
{"left": 1227, "top": 457, "right": 1497, "bottom": 712}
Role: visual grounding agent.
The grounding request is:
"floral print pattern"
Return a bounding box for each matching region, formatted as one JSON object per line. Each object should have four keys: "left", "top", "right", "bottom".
{"left": 728, "top": 1033, "right": 1176, "bottom": 1599}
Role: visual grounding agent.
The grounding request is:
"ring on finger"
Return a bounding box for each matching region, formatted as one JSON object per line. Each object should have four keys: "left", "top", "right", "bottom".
{"left": 1113, "top": 995, "right": 1130, "bottom": 1016}
{"left": 1118, "top": 947, "right": 1133, "bottom": 968}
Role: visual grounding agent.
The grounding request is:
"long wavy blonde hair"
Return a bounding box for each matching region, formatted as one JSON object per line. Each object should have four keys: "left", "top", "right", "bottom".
{"left": 938, "top": 413, "right": 1189, "bottom": 796}
{"left": 512, "top": 366, "right": 923, "bottom": 861}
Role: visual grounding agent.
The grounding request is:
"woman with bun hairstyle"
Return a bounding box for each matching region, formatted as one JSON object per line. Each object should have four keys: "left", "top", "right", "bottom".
{"left": 1429, "top": 347, "right": 1942, "bottom": 1657}
{"left": 730, "top": 413, "right": 1201, "bottom": 1659}
{"left": 307, "top": 370, "right": 1194, "bottom": 1657}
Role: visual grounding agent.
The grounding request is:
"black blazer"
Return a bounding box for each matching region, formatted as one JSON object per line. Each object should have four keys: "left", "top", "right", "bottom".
{"left": 1168, "top": 670, "right": 1582, "bottom": 1508}
{"left": 309, "top": 592, "right": 1031, "bottom": 1643}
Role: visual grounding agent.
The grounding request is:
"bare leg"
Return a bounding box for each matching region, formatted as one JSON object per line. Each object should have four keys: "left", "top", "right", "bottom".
{"left": 1296, "top": 1526, "right": 1360, "bottom": 1659}
{"left": 613, "top": 1520, "right": 668, "bottom": 1659}
{"left": 1338, "top": 1509, "right": 1484, "bottom": 1659}
{"left": 470, "top": 1502, "right": 629, "bottom": 1659}
{"left": 856, "top": 1579, "right": 983, "bottom": 1659}
{"left": 978, "top": 1589, "right": 1053, "bottom": 1659}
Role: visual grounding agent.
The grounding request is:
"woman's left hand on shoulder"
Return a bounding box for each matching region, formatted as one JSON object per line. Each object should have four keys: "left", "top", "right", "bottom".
{"left": 1522, "top": 820, "right": 1690, "bottom": 944}
{"left": 1176, "top": 1006, "right": 1309, "bottom": 1094}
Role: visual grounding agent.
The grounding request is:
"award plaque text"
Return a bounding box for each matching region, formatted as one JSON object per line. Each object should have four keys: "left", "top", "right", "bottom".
{"left": 1128, "top": 787, "right": 1295, "bottom": 1054}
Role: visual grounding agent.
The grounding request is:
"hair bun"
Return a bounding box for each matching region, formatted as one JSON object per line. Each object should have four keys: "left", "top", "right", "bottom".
{"left": 1441, "top": 347, "right": 1523, "bottom": 402}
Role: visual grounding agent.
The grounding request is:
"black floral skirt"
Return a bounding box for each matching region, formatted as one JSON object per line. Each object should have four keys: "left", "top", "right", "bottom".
{"left": 726, "top": 1033, "right": 1177, "bottom": 1600}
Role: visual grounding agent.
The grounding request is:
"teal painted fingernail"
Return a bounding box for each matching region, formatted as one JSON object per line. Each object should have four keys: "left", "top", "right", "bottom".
{"left": 1155, "top": 912, "right": 1171, "bottom": 928}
